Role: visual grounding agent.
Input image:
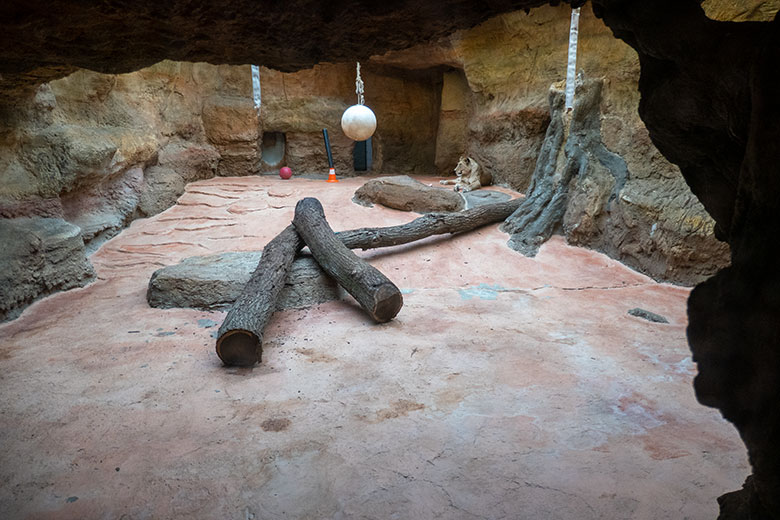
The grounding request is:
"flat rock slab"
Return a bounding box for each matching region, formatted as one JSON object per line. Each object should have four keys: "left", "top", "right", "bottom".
{"left": 147, "top": 251, "right": 342, "bottom": 311}
{"left": 353, "top": 175, "right": 465, "bottom": 213}
{"left": 463, "top": 189, "right": 512, "bottom": 208}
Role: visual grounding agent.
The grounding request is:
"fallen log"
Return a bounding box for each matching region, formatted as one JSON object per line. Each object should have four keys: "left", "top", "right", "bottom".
{"left": 293, "top": 197, "right": 403, "bottom": 323}
{"left": 213, "top": 196, "right": 521, "bottom": 366}
{"left": 215, "top": 225, "right": 303, "bottom": 366}
{"left": 337, "top": 197, "right": 522, "bottom": 250}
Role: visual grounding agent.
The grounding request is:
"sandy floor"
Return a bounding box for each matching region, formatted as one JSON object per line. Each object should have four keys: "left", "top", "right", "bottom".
{"left": 0, "top": 175, "right": 749, "bottom": 519}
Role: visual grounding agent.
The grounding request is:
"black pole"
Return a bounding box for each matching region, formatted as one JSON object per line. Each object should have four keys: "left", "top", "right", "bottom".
{"left": 322, "top": 128, "right": 334, "bottom": 169}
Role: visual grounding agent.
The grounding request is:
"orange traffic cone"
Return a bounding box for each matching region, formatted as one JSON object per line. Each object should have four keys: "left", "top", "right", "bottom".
{"left": 326, "top": 167, "right": 339, "bottom": 183}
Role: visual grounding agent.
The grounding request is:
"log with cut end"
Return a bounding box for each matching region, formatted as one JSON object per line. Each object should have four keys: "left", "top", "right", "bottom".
{"left": 293, "top": 197, "right": 403, "bottom": 323}
{"left": 215, "top": 225, "right": 303, "bottom": 366}
{"left": 213, "top": 196, "right": 521, "bottom": 366}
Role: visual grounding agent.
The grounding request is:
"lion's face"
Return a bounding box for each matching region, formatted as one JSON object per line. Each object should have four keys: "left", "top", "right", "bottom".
{"left": 454, "top": 156, "right": 471, "bottom": 177}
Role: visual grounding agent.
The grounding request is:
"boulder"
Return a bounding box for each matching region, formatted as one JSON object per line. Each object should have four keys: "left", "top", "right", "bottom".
{"left": 147, "top": 252, "right": 343, "bottom": 311}
{"left": 0, "top": 217, "right": 95, "bottom": 322}
{"left": 353, "top": 175, "right": 465, "bottom": 213}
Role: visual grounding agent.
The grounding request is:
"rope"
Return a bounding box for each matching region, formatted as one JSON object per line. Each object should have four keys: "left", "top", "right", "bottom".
{"left": 355, "top": 62, "right": 365, "bottom": 105}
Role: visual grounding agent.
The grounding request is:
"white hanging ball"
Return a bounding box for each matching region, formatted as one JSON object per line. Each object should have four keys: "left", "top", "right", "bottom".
{"left": 341, "top": 104, "right": 377, "bottom": 141}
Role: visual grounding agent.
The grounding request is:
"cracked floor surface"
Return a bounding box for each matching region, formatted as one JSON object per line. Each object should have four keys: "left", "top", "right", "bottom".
{"left": 0, "top": 175, "right": 748, "bottom": 519}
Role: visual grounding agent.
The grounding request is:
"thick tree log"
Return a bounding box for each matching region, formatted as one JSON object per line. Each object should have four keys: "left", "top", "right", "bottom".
{"left": 337, "top": 197, "right": 522, "bottom": 250}
{"left": 293, "top": 197, "right": 403, "bottom": 323}
{"left": 214, "top": 197, "right": 521, "bottom": 366}
{"left": 215, "top": 225, "right": 303, "bottom": 366}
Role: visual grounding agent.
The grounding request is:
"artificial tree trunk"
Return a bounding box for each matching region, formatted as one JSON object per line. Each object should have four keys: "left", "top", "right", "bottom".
{"left": 501, "top": 78, "right": 627, "bottom": 256}
{"left": 215, "top": 225, "right": 302, "bottom": 366}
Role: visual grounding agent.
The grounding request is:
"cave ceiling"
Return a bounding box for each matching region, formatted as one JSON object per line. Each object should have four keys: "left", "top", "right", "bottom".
{"left": 0, "top": 0, "right": 588, "bottom": 99}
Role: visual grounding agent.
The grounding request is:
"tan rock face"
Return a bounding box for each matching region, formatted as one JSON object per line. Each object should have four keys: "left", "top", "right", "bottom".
{"left": 381, "top": 5, "right": 730, "bottom": 285}
{"left": 702, "top": 0, "right": 779, "bottom": 21}
{"left": 0, "top": 3, "right": 755, "bottom": 321}
{"left": 258, "top": 63, "right": 441, "bottom": 176}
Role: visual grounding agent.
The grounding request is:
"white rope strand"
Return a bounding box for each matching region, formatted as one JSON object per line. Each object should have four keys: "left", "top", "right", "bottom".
{"left": 355, "top": 62, "right": 365, "bottom": 105}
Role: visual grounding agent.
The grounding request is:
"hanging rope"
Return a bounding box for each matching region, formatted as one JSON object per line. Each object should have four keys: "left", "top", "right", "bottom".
{"left": 355, "top": 62, "right": 365, "bottom": 105}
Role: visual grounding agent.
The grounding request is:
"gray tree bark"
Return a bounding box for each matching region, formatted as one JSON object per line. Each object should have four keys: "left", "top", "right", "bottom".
{"left": 215, "top": 225, "right": 302, "bottom": 366}
{"left": 214, "top": 197, "right": 522, "bottom": 366}
{"left": 293, "top": 197, "right": 403, "bottom": 323}
{"left": 501, "top": 78, "right": 628, "bottom": 256}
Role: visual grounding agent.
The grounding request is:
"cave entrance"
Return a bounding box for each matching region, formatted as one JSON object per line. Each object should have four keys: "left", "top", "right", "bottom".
{"left": 353, "top": 137, "right": 373, "bottom": 171}
{"left": 261, "top": 131, "right": 286, "bottom": 168}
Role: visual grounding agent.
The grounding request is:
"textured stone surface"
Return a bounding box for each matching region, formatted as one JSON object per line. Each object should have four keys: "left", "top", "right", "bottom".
{"left": 147, "top": 252, "right": 341, "bottom": 311}
{"left": 501, "top": 77, "right": 729, "bottom": 285}
{"left": 463, "top": 189, "right": 512, "bottom": 208}
{"left": 373, "top": 5, "right": 730, "bottom": 286}
{"left": 591, "top": 1, "right": 780, "bottom": 516}
{"left": 702, "top": 0, "right": 779, "bottom": 21}
{"left": 0, "top": 0, "right": 561, "bottom": 99}
{"left": 0, "top": 175, "right": 749, "bottom": 518}
{"left": 353, "top": 176, "right": 465, "bottom": 213}
{"left": 628, "top": 308, "right": 670, "bottom": 324}
{"left": 0, "top": 217, "right": 94, "bottom": 322}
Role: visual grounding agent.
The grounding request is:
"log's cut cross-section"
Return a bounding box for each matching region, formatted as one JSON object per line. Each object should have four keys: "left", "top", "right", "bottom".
{"left": 213, "top": 196, "right": 522, "bottom": 366}
{"left": 215, "top": 225, "right": 303, "bottom": 366}
{"left": 293, "top": 197, "right": 403, "bottom": 324}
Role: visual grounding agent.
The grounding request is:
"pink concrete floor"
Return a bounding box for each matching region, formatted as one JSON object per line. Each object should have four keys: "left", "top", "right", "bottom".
{"left": 0, "top": 175, "right": 749, "bottom": 519}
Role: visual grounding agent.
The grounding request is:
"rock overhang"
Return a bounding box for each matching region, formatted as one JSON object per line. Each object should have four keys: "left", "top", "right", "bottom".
{"left": 0, "top": 0, "right": 586, "bottom": 99}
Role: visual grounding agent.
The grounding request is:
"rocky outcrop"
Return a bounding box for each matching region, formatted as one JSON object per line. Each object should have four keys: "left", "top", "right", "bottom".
{"left": 353, "top": 176, "right": 465, "bottom": 213}
{"left": 147, "top": 252, "right": 342, "bottom": 311}
{"left": 0, "top": 0, "right": 566, "bottom": 100}
{"left": 591, "top": 1, "right": 780, "bottom": 517}
{"left": 0, "top": 217, "right": 95, "bottom": 321}
{"left": 373, "top": 5, "right": 731, "bottom": 286}
{"left": 501, "top": 77, "right": 730, "bottom": 284}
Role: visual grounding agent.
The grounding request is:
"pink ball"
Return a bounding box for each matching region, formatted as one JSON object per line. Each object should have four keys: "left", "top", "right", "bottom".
{"left": 279, "top": 166, "right": 292, "bottom": 179}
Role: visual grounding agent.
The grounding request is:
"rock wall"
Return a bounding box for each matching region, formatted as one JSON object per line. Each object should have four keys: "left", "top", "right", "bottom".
{"left": 257, "top": 63, "right": 441, "bottom": 176}
{"left": 0, "top": 59, "right": 443, "bottom": 321}
{"left": 589, "top": 1, "right": 780, "bottom": 517}
{"left": 374, "top": 5, "right": 731, "bottom": 285}
{"left": 0, "top": 5, "right": 747, "bottom": 321}
{"left": 0, "top": 62, "right": 245, "bottom": 319}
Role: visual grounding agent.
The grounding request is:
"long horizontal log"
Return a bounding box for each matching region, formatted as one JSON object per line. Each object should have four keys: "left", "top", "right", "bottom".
{"left": 214, "top": 197, "right": 521, "bottom": 365}
{"left": 293, "top": 197, "right": 403, "bottom": 323}
{"left": 337, "top": 197, "right": 522, "bottom": 249}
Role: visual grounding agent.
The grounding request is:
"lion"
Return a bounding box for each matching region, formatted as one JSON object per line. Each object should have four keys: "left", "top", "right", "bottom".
{"left": 440, "top": 156, "right": 492, "bottom": 192}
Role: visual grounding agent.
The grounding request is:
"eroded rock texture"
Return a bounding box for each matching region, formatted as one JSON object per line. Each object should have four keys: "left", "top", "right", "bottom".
{"left": 0, "top": 217, "right": 94, "bottom": 321}
{"left": 0, "top": 0, "right": 566, "bottom": 100}
{"left": 374, "top": 5, "right": 730, "bottom": 285}
{"left": 591, "top": 1, "right": 780, "bottom": 517}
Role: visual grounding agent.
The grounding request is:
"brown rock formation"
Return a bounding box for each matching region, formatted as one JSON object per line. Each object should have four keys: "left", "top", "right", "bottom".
{"left": 0, "top": 0, "right": 565, "bottom": 100}
{"left": 374, "top": 5, "right": 731, "bottom": 285}
{"left": 2, "top": 1, "right": 780, "bottom": 516}
{"left": 591, "top": 0, "right": 780, "bottom": 517}
{"left": 353, "top": 176, "right": 466, "bottom": 213}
